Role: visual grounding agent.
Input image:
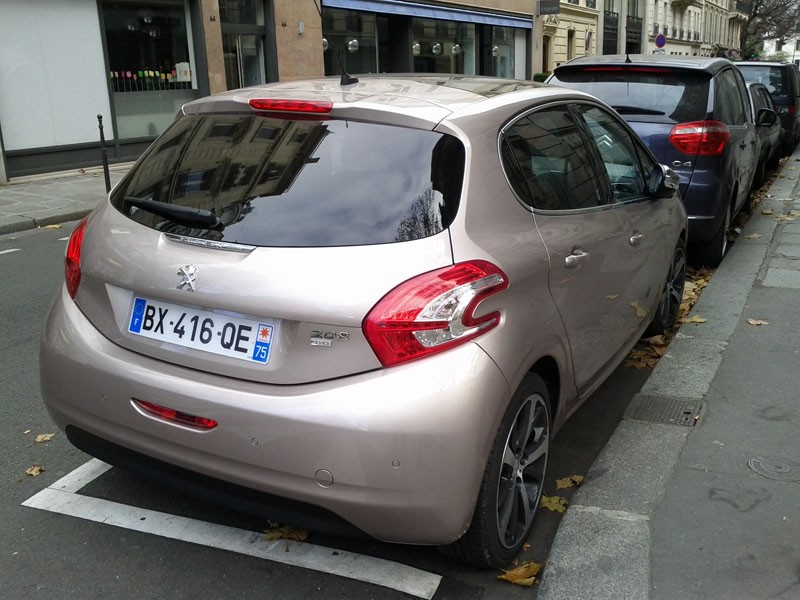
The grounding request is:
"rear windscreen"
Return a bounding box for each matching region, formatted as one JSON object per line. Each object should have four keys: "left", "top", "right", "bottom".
{"left": 737, "top": 66, "right": 788, "bottom": 97}
{"left": 549, "top": 68, "right": 710, "bottom": 123}
{"left": 111, "top": 114, "right": 464, "bottom": 247}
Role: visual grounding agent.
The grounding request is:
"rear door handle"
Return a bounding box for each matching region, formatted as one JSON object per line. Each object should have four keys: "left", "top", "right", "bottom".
{"left": 630, "top": 233, "right": 644, "bottom": 246}
{"left": 565, "top": 249, "right": 589, "bottom": 269}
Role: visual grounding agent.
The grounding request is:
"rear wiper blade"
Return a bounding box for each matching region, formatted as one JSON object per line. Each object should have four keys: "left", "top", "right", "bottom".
{"left": 611, "top": 105, "right": 666, "bottom": 116}
{"left": 125, "top": 196, "right": 223, "bottom": 231}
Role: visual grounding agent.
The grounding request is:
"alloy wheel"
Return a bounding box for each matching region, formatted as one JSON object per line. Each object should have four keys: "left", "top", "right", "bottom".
{"left": 495, "top": 394, "right": 550, "bottom": 549}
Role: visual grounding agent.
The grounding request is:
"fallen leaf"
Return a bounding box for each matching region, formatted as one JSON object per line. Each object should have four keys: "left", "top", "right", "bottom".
{"left": 44, "top": 224, "right": 62, "bottom": 229}
{"left": 264, "top": 525, "right": 309, "bottom": 542}
{"left": 630, "top": 300, "right": 648, "bottom": 318}
{"left": 743, "top": 233, "right": 761, "bottom": 240}
{"left": 26, "top": 465, "right": 44, "bottom": 477}
{"left": 523, "top": 543, "right": 532, "bottom": 550}
{"left": 774, "top": 215, "right": 798, "bottom": 223}
{"left": 680, "top": 315, "right": 707, "bottom": 324}
{"left": 761, "top": 208, "right": 774, "bottom": 215}
{"left": 606, "top": 294, "right": 619, "bottom": 300}
{"left": 23, "top": 430, "right": 31, "bottom": 435}
{"left": 646, "top": 334, "right": 668, "bottom": 347}
{"left": 35, "top": 433, "right": 55, "bottom": 443}
{"left": 791, "top": 211, "right": 800, "bottom": 217}
{"left": 78, "top": 168, "right": 86, "bottom": 174}
{"left": 747, "top": 319, "right": 769, "bottom": 326}
{"left": 497, "top": 561, "right": 544, "bottom": 587}
{"left": 540, "top": 495, "right": 568, "bottom": 513}
{"left": 555, "top": 475, "right": 585, "bottom": 490}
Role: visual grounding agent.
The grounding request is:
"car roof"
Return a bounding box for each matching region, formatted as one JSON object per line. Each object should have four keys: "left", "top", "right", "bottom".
{"left": 736, "top": 61, "right": 795, "bottom": 67}
{"left": 181, "top": 74, "right": 593, "bottom": 129}
{"left": 555, "top": 54, "right": 734, "bottom": 74}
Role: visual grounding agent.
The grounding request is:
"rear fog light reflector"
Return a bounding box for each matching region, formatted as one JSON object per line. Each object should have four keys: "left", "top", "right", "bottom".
{"left": 133, "top": 399, "right": 218, "bottom": 429}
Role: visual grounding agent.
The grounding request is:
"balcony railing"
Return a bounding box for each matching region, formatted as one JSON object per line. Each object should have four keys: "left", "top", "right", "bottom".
{"left": 664, "top": 25, "right": 670, "bottom": 36}
{"left": 679, "top": 28, "right": 685, "bottom": 39}
{"left": 653, "top": 22, "right": 659, "bottom": 35}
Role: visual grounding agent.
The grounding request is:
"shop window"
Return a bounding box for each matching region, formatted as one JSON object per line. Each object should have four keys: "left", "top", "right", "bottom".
{"left": 103, "top": 1, "right": 199, "bottom": 139}
{"left": 221, "top": 0, "right": 267, "bottom": 90}
{"left": 322, "top": 9, "right": 380, "bottom": 75}
{"left": 411, "top": 18, "right": 476, "bottom": 75}
{"left": 488, "top": 26, "right": 515, "bottom": 78}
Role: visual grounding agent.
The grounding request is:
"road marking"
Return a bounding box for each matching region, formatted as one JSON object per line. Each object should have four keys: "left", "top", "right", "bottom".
{"left": 23, "top": 459, "right": 442, "bottom": 599}
{"left": 0, "top": 249, "right": 21, "bottom": 255}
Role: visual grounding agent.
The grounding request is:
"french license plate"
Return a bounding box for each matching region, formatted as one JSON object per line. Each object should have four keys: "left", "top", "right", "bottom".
{"left": 128, "top": 297, "right": 273, "bottom": 364}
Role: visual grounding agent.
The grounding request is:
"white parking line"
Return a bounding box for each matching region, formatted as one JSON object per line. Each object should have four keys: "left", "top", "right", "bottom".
{"left": 0, "top": 249, "right": 21, "bottom": 255}
{"left": 22, "top": 459, "right": 442, "bottom": 599}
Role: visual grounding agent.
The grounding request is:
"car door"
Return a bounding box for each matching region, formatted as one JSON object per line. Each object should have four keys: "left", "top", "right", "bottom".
{"left": 500, "top": 103, "right": 636, "bottom": 395}
{"left": 716, "top": 67, "right": 757, "bottom": 213}
{"left": 573, "top": 102, "right": 675, "bottom": 339}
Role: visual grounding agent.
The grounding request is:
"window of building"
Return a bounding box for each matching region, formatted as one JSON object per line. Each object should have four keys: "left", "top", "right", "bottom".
{"left": 102, "top": 1, "right": 199, "bottom": 140}
{"left": 412, "top": 18, "right": 476, "bottom": 75}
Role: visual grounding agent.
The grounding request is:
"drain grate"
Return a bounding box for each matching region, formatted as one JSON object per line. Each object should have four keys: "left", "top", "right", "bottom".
{"left": 748, "top": 457, "right": 800, "bottom": 482}
{"left": 625, "top": 394, "right": 702, "bottom": 426}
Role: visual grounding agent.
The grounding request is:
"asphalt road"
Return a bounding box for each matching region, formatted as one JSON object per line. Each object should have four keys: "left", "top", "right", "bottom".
{"left": 1, "top": 222, "right": 649, "bottom": 600}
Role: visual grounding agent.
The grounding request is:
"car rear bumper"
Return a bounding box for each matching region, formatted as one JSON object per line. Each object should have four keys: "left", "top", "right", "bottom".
{"left": 40, "top": 285, "right": 511, "bottom": 545}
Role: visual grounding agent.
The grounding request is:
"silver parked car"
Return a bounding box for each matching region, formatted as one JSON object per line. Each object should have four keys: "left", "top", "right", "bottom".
{"left": 41, "top": 75, "right": 687, "bottom": 568}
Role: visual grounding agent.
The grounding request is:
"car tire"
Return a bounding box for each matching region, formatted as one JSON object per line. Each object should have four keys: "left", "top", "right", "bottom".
{"left": 692, "top": 200, "right": 731, "bottom": 268}
{"left": 645, "top": 238, "right": 687, "bottom": 337}
{"left": 441, "top": 373, "right": 551, "bottom": 568}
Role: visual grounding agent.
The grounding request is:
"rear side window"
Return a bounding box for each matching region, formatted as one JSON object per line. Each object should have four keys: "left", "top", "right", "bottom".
{"left": 501, "top": 106, "right": 602, "bottom": 211}
{"left": 738, "top": 65, "right": 788, "bottom": 97}
{"left": 550, "top": 68, "right": 710, "bottom": 123}
{"left": 111, "top": 114, "right": 464, "bottom": 247}
{"left": 715, "top": 69, "right": 748, "bottom": 125}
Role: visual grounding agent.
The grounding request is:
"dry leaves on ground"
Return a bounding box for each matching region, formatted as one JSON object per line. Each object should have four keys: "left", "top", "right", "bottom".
{"left": 497, "top": 561, "right": 544, "bottom": 587}
{"left": 263, "top": 525, "right": 309, "bottom": 542}
{"left": 744, "top": 233, "right": 762, "bottom": 240}
{"left": 679, "top": 314, "right": 708, "bottom": 324}
{"left": 555, "top": 475, "right": 585, "bottom": 490}
{"left": 540, "top": 495, "right": 568, "bottom": 513}
{"left": 26, "top": 465, "right": 44, "bottom": 477}
{"left": 35, "top": 433, "right": 55, "bottom": 443}
{"left": 747, "top": 319, "right": 769, "bottom": 326}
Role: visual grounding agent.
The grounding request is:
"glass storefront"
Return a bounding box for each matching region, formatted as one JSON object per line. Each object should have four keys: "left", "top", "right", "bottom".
{"left": 322, "top": 10, "right": 380, "bottom": 74}
{"left": 321, "top": 6, "right": 526, "bottom": 79}
{"left": 102, "top": 1, "right": 200, "bottom": 140}
{"left": 411, "top": 18, "right": 475, "bottom": 74}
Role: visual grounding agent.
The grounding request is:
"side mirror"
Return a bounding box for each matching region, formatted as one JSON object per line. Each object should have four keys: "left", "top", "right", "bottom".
{"left": 649, "top": 164, "right": 681, "bottom": 198}
{"left": 756, "top": 107, "right": 778, "bottom": 126}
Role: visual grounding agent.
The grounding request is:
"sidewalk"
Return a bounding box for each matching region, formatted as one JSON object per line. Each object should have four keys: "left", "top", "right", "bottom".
{"left": 0, "top": 165, "right": 129, "bottom": 235}
{"left": 540, "top": 149, "right": 800, "bottom": 599}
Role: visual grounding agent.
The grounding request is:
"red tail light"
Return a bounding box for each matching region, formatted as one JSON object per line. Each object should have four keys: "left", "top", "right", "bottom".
{"left": 668, "top": 120, "right": 730, "bottom": 156}
{"left": 248, "top": 99, "right": 333, "bottom": 113}
{"left": 363, "top": 260, "right": 509, "bottom": 367}
{"left": 65, "top": 218, "right": 88, "bottom": 299}
{"left": 133, "top": 399, "right": 218, "bottom": 429}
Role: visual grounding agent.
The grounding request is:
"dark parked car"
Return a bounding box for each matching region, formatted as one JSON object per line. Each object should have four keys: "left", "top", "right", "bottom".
{"left": 736, "top": 61, "right": 800, "bottom": 155}
{"left": 548, "top": 55, "right": 760, "bottom": 266}
{"left": 39, "top": 75, "right": 687, "bottom": 568}
{"left": 747, "top": 82, "right": 781, "bottom": 187}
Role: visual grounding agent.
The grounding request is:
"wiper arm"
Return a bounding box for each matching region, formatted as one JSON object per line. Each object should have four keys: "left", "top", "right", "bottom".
{"left": 125, "top": 196, "right": 223, "bottom": 231}
{"left": 612, "top": 105, "right": 666, "bottom": 116}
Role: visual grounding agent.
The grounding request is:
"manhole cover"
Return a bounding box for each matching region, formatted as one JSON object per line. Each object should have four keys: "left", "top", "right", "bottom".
{"left": 625, "top": 394, "right": 702, "bottom": 426}
{"left": 748, "top": 456, "right": 800, "bottom": 482}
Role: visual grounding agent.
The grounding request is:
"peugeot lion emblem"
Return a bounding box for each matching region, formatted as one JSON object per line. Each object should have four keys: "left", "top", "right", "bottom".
{"left": 177, "top": 265, "right": 198, "bottom": 291}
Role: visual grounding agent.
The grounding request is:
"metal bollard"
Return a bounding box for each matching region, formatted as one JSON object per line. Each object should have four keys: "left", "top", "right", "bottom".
{"left": 97, "top": 114, "right": 111, "bottom": 193}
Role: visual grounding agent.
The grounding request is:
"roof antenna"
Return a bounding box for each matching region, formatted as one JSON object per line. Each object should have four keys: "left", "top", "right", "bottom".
{"left": 311, "top": 0, "right": 358, "bottom": 85}
{"left": 625, "top": 54, "right": 632, "bottom": 63}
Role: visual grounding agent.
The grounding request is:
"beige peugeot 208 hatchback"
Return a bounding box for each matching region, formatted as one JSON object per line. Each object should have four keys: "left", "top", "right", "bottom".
{"left": 40, "top": 75, "right": 687, "bottom": 568}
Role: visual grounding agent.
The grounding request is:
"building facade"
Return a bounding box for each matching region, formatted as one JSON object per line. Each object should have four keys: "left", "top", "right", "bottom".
{"left": 0, "top": 0, "right": 752, "bottom": 181}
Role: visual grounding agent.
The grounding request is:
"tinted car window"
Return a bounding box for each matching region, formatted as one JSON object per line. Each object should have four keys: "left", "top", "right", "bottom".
{"left": 576, "top": 105, "right": 648, "bottom": 203}
{"left": 501, "top": 106, "right": 602, "bottom": 211}
{"left": 715, "top": 69, "right": 748, "bottom": 125}
{"left": 738, "top": 65, "right": 789, "bottom": 96}
{"left": 549, "top": 68, "right": 710, "bottom": 123}
{"left": 111, "top": 114, "right": 464, "bottom": 247}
